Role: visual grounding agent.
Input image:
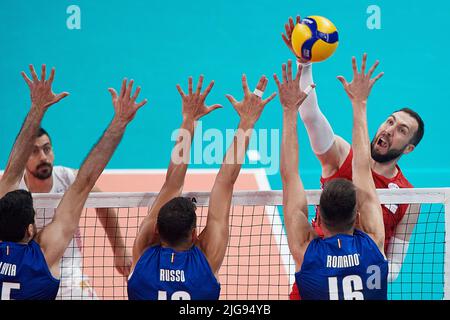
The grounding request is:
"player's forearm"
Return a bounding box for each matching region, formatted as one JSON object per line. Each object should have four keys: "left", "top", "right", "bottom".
{"left": 73, "top": 120, "right": 126, "bottom": 193}
{"left": 165, "top": 117, "right": 196, "bottom": 188}
{"left": 217, "top": 119, "right": 254, "bottom": 185}
{"left": 2, "top": 107, "right": 45, "bottom": 190}
{"left": 297, "top": 62, "right": 335, "bottom": 155}
{"left": 96, "top": 208, "right": 127, "bottom": 252}
{"left": 351, "top": 103, "right": 372, "bottom": 185}
{"left": 280, "top": 110, "right": 300, "bottom": 182}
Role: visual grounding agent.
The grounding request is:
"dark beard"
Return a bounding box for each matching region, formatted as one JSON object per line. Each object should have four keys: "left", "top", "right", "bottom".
{"left": 32, "top": 163, "right": 53, "bottom": 180}
{"left": 370, "top": 137, "right": 406, "bottom": 163}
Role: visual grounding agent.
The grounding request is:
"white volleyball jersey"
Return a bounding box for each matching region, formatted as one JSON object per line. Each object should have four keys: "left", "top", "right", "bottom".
{"left": 19, "top": 166, "right": 97, "bottom": 299}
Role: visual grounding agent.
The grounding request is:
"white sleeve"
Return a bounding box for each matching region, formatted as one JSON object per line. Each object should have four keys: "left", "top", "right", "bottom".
{"left": 386, "top": 236, "right": 410, "bottom": 282}
{"left": 297, "top": 61, "right": 336, "bottom": 155}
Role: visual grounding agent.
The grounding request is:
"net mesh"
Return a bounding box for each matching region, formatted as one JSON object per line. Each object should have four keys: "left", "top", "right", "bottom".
{"left": 31, "top": 189, "right": 449, "bottom": 300}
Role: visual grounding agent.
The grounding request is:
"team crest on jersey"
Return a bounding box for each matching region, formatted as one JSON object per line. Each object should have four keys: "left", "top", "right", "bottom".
{"left": 384, "top": 183, "right": 400, "bottom": 214}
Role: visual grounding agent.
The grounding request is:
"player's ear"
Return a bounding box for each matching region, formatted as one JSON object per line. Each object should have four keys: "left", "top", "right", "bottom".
{"left": 26, "top": 223, "right": 35, "bottom": 240}
{"left": 316, "top": 214, "right": 322, "bottom": 227}
{"left": 191, "top": 228, "right": 198, "bottom": 242}
{"left": 355, "top": 211, "right": 361, "bottom": 227}
{"left": 402, "top": 143, "right": 415, "bottom": 155}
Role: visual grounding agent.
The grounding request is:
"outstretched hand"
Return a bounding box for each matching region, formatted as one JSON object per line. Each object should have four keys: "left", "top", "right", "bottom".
{"left": 281, "top": 15, "right": 308, "bottom": 63}
{"left": 108, "top": 79, "right": 148, "bottom": 126}
{"left": 21, "top": 64, "right": 69, "bottom": 111}
{"left": 226, "top": 75, "right": 276, "bottom": 124}
{"left": 337, "top": 53, "right": 384, "bottom": 105}
{"left": 176, "top": 75, "right": 222, "bottom": 121}
{"left": 274, "top": 59, "right": 315, "bottom": 112}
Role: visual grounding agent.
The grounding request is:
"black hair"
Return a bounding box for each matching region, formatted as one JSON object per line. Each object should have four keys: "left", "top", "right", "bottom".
{"left": 37, "top": 127, "right": 51, "bottom": 143}
{"left": 157, "top": 197, "right": 197, "bottom": 247}
{"left": 0, "top": 190, "right": 35, "bottom": 242}
{"left": 395, "top": 108, "right": 424, "bottom": 147}
{"left": 319, "top": 179, "right": 357, "bottom": 232}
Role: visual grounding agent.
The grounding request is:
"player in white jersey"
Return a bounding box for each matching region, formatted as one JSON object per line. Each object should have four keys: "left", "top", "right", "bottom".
{"left": 18, "top": 128, "right": 132, "bottom": 299}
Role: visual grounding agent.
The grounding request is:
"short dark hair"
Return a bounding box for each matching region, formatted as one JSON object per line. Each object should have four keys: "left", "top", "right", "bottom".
{"left": 37, "top": 127, "right": 51, "bottom": 143}
{"left": 395, "top": 108, "right": 424, "bottom": 147}
{"left": 157, "top": 197, "right": 197, "bottom": 247}
{"left": 0, "top": 190, "right": 35, "bottom": 242}
{"left": 319, "top": 179, "right": 357, "bottom": 232}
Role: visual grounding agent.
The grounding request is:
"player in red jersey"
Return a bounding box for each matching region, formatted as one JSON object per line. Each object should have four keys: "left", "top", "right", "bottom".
{"left": 282, "top": 16, "right": 425, "bottom": 299}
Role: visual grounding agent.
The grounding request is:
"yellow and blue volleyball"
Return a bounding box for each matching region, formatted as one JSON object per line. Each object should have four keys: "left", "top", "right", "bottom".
{"left": 291, "top": 16, "right": 339, "bottom": 62}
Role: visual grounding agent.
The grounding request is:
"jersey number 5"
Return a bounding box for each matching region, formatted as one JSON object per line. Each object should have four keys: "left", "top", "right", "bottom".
{"left": 1, "top": 282, "right": 21, "bottom": 300}
{"left": 328, "top": 275, "right": 364, "bottom": 300}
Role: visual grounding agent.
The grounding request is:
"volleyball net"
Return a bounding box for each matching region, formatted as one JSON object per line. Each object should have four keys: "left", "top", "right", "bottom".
{"left": 31, "top": 188, "right": 450, "bottom": 300}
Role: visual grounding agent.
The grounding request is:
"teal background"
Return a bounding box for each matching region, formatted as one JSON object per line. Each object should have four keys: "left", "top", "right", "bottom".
{"left": 1, "top": 0, "right": 449, "bottom": 189}
{"left": 0, "top": 0, "right": 449, "bottom": 300}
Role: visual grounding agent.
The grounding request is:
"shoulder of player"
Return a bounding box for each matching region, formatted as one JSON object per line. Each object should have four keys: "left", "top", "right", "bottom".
{"left": 52, "top": 166, "right": 77, "bottom": 185}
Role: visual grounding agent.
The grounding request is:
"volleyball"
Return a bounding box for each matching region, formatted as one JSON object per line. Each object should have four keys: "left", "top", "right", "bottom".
{"left": 291, "top": 16, "right": 339, "bottom": 62}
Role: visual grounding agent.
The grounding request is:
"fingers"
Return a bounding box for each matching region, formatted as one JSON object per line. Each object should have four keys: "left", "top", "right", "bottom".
{"left": 255, "top": 75, "right": 266, "bottom": 92}
{"left": 202, "top": 80, "right": 215, "bottom": 98}
{"left": 261, "top": 76, "right": 268, "bottom": 92}
{"left": 284, "top": 23, "right": 291, "bottom": 39}
{"left": 176, "top": 84, "right": 186, "bottom": 98}
{"left": 53, "top": 92, "right": 69, "bottom": 103}
{"left": 119, "top": 78, "right": 127, "bottom": 98}
{"left": 132, "top": 86, "right": 141, "bottom": 101}
{"left": 273, "top": 73, "right": 281, "bottom": 89}
{"left": 108, "top": 88, "right": 118, "bottom": 101}
{"left": 281, "top": 33, "right": 291, "bottom": 48}
{"left": 47, "top": 68, "right": 55, "bottom": 85}
{"left": 303, "top": 84, "right": 316, "bottom": 96}
{"left": 289, "top": 17, "right": 295, "bottom": 34}
{"left": 29, "top": 64, "right": 38, "bottom": 82}
{"left": 41, "top": 65, "right": 46, "bottom": 81}
{"left": 136, "top": 99, "right": 148, "bottom": 109}
{"left": 188, "top": 76, "right": 193, "bottom": 95}
{"left": 372, "top": 72, "right": 384, "bottom": 84}
{"left": 337, "top": 75, "right": 348, "bottom": 87}
{"left": 241, "top": 74, "right": 250, "bottom": 94}
{"left": 282, "top": 63, "right": 288, "bottom": 82}
{"left": 368, "top": 60, "right": 380, "bottom": 78}
{"left": 352, "top": 56, "right": 358, "bottom": 76}
{"left": 204, "top": 104, "right": 223, "bottom": 115}
{"left": 196, "top": 75, "right": 204, "bottom": 94}
{"left": 287, "top": 60, "right": 293, "bottom": 81}
{"left": 126, "top": 79, "right": 134, "bottom": 98}
{"left": 361, "top": 53, "right": 367, "bottom": 75}
{"left": 295, "top": 64, "right": 303, "bottom": 82}
{"left": 21, "top": 71, "right": 32, "bottom": 88}
{"left": 225, "top": 94, "right": 238, "bottom": 106}
{"left": 296, "top": 15, "right": 301, "bottom": 24}
{"left": 262, "top": 92, "right": 277, "bottom": 106}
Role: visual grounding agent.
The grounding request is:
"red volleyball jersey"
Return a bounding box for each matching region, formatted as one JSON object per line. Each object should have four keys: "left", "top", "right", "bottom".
{"left": 290, "top": 148, "right": 413, "bottom": 300}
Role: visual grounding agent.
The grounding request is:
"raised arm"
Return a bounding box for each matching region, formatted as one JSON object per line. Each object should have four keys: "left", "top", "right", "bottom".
{"left": 386, "top": 203, "right": 420, "bottom": 281}
{"left": 92, "top": 185, "right": 133, "bottom": 277}
{"left": 282, "top": 15, "right": 350, "bottom": 178}
{"left": 36, "top": 79, "right": 147, "bottom": 277}
{"left": 337, "top": 53, "right": 385, "bottom": 253}
{"left": 198, "top": 74, "right": 276, "bottom": 274}
{"left": 0, "top": 65, "right": 68, "bottom": 197}
{"left": 275, "top": 60, "right": 316, "bottom": 270}
{"left": 132, "top": 76, "right": 222, "bottom": 265}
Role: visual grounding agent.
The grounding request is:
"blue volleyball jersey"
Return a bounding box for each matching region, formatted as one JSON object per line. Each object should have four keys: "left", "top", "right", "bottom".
{"left": 128, "top": 245, "right": 220, "bottom": 300}
{"left": 296, "top": 229, "right": 388, "bottom": 300}
{"left": 0, "top": 240, "right": 60, "bottom": 300}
